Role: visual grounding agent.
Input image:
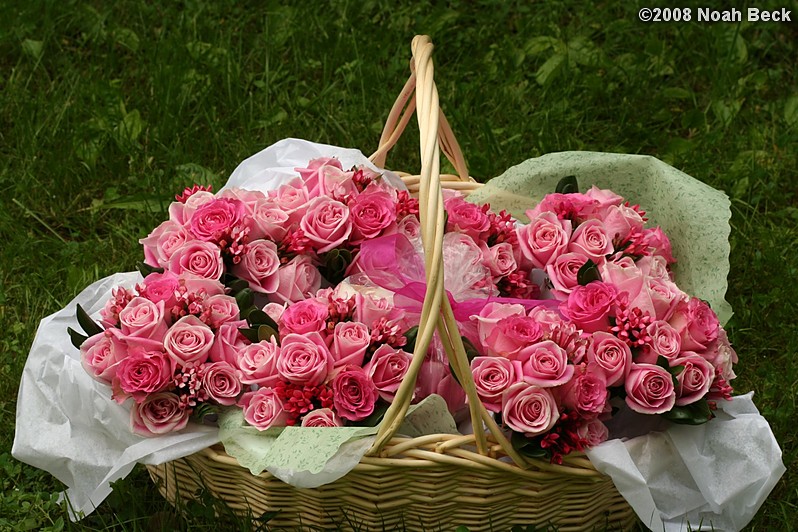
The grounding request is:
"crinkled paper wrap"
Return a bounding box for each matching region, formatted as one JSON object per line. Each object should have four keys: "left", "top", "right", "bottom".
{"left": 468, "top": 152, "right": 733, "bottom": 324}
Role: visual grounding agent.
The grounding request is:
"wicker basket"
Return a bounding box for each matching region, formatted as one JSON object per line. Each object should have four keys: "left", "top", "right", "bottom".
{"left": 147, "top": 36, "right": 639, "bottom": 531}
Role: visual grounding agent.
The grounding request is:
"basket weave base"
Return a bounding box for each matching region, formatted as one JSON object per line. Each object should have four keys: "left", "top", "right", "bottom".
{"left": 146, "top": 446, "right": 638, "bottom": 531}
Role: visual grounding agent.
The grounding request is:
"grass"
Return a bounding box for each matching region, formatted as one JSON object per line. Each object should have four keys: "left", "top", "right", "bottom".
{"left": 1, "top": 0, "right": 796, "bottom": 529}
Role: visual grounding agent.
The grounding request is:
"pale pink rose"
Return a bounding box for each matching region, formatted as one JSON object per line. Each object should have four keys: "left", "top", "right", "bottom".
{"left": 576, "top": 418, "right": 610, "bottom": 447}
{"left": 517, "top": 212, "right": 572, "bottom": 269}
{"left": 249, "top": 198, "right": 290, "bottom": 241}
{"left": 625, "top": 363, "right": 676, "bottom": 414}
{"left": 189, "top": 197, "right": 246, "bottom": 242}
{"left": 527, "top": 306, "right": 566, "bottom": 332}
{"left": 201, "top": 361, "right": 243, "bottom": 406}
{"left": 568, "top": 219, "right": 612, "bottom": 263}
{"left": 332, "top": 365, "right": 378, "bottom": 421}
{"left": 364, "top": 344, "right": 412, "bottom": 402}
{"left": 209, "top": 320, "right": 249, "bottom": 366}
{"left": 331, "top": 321, "right": 370, "bottom": 367}
{"left": 140, "top": 271, "right": 180, "bottom": 309}
{"left": 272, "top": 255, "right": 322, "bottom": 304}
{"left": 119, "top": 297, "right": 168, "bottom": 342}
{"left": 668, "top": 298, "right": 720, "bottom": 352}
{"left": 350, "top": 189, "right": 397, "bottom": 243}
{"left": 641, "top": 277, "right": 684, "bottom": 321}
{"left": 636, "top": 255, "right": 672, "bottom": 281}
{"left": 218, "top": 187, "right": 265, "bottom": 210}
{"left": 140, "top": 220, "right": 191, "bottom": 269}
{"left": 237, "top": 338, "right": 281, "bottom": 386}
{"left": 80, "top": 328, "right": 127, "bottom": 384}
{"left": 354, "top": 291, "right": 403, "bottom": 329}
{"left": 445, "top": 195, "right": 489, "bottom": 239}
{"left": 583, "top": 186, "right": 623, "bottom": 217}
{"left": 99, "top": 286, "right": 135, "bottom": 328}
{"left": 559, "top": 365, "right": 608, "bottom": 416}
{"left": 164, "top": 315, "right": 215, "bottom": 366}
{"left": 180, "top": 273, "right": 226, "bottom": 298}
{"left": 603, "top": 204, "right": 644, "bottom": 246}
{"left": 271, "top": 180, "right": 309, "bottom": 225}
{"left": 168, "top": 190, "right": 215, "bottom": 225}
{"left": 397, "top": 214, "right": 422, "bottom": 244}
{"left": 643, "top": 227, "right": 676, "bottom": 264}
{"left": 483, "top": 242, "right": 517, "bottom": 278}
{"left": 232, "top": 239, "right": 280, "bottom": 294}
{"left": 546, "top": 252, "right": 591, "bottom": 300}
{"left": 526, "top": 193, "right": 598, "bottom": 221}
{"left": 470, "top": 356, "right": 519, "bottom": 413}
{"left": 644, "top": 320, "right": 682, "bottom": 362}
{"left": 277, "top": 333, "right": 332, "bottom": 385}
{"left": 483, "top": 315, "right": 544, "bottom": 359}
{"left": 443, "top": 232, "right": 494, "bottom": 298}
{"left": 168, "top": 240, "right": 224, "bottom": 280}
{"left": 112, "top": 348, "right": 175, "bottom": 403}
{"left": 263, "top": 302, "right": 287, "bottom": 324}
{"left": 299, "top": 197, "right": 352, "bottom": 253}
{"left": 301, "top": 408, "right": 344, "bottom": 427}
{"left": 278, "top": 298, "right": 329, "bottom": 335}
{"left": 561, "top": 282, "right": 618, "bottom": 333}
{"left": 201, "top": 294, "right": 240, "bottom": 329}
{"left": 587, "top": 331, "right": 632, "bottom": 387}
{"left": 321, "top": 166, "right": 359, "bottom": 201}
{"left": 501, "top": 382, "right": 559, "bottom": 437}
{"left": 473, "top": 302, "right": 526, "bottom": 353}
{"left": 702, "top": 329, "right": 738, "bottom": 381}
{"left": 130, "top": 392, "right": 189, "bottom": 436}
{"left": 517, "top": 340, "right": 574, "bottom": 387}
{"left": 295, "top": 157, "right": 344, "bottom": 196}
{"left": 239, "top": 388, "right": 289, "bottom": 430}
{"left": 672, "top": 354, "right": 715, "bottom": 406}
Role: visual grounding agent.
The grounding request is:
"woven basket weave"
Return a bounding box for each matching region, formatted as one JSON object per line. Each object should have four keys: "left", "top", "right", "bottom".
{"left": 146, "top": 36, "right": 638, "bottom": 531}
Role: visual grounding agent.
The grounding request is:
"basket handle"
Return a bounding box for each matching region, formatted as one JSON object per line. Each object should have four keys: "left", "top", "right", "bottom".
{"left": 367, "top": 36, "right": 527, "bottom": 468}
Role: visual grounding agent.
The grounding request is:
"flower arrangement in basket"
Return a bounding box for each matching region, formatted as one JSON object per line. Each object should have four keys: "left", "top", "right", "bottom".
{"left": 14, "top": 35, "right": 785, "bottom": 532}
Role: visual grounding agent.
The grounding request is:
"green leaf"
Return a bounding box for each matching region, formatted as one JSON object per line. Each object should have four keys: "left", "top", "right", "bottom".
{"left": 403, "top": 326, "right": 419, "bottom": 353}
{"left": 535, "top": 52, "right": 566, "bottom": 87}
{"left": 21, "top": 39, "right": 44, "bottom": 60}
{"left": 577, "top": 259, "right": 601, "bottom": 286}
{"left": 225, "top": 276, "right": 250, "bottom": 295}
{"left": 510, "top": 431, "right": 548, "bottom": 459}
{"left": 235, "top": 288, "right": 254, "bottom": 315}
{"left": 76, "top": 304, "right": 103, "bottom": 337}
{"left": 68, "top": 327, "right": 89, "bottom": 350}
{"left": 554, "top": 175, "right": 579, "bottom": 194}
{"left": 461, "top": 336, "right": 480, "bottom": 363}
{"left": 136, "top": 262, "right": 164, "bottom": 278}
{"left": 322, "top": 248, "right": 353, "bottom": 285}
{"left": 662, "top": 399, "right": 714, "bottom": 425}
{"left": 238, "top": 327, "right": 260, "bottom": 343}
{"left": 257, "top": 325, "right": 279, "bottom": 343}
{"left": 113, "top": 109, "right": 145, "bottom": 148}
{"left": 785, "top": 95, "right": 798, "bottom": 128}
{"left": 113, "top": 28, "right": 140, "bottom": 52}
{"left": 247, "top": 309, "right": 279, "bottom": 331}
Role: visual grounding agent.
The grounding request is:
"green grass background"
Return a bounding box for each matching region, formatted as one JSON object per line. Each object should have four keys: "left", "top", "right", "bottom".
{"left": 1, "top": 0, "right": 796, "bottom": 530}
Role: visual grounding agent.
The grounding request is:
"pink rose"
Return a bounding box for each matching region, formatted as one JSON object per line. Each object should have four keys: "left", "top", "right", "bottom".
{"left": 332, "top": 365, "right": 379, "bottom": 421}
{"left": 232, "top": 239, "right": 280, "bottom": 294}
{"left": 584, "top": 186, "right": 623, "bottom": 216}
{"left": 239, "top": 388, "right": 289, "bottom": 430}
{"left": 568, "top": 219, "right": 612, "bottom": 263}
{"left": 576, "top": 418, "right": 610, "bottom": 447}
{"left": 397, "top": 214, "right": 422, "bottom": 244}
{"left": 249, "top": 199, "right": 290, "bottom": 241}
{"left": 636, "top": 255, "right": 671, "bottom": 281}
{"left": 445, "top": 195, "right": 489, "bottom": 239}
{"left": 483, "top": 242, "right": 517, "bottom": 278}
{"left": 702, "top": 329, "right": 738, "bottom": 381}
{"left": 470, "top": 356, "right": 519, "bottom": 413}
{"left": 130, "top": 392, "right": 190, "bottom": 436}
{"left": 546, "top": 252, "right": 591, "bottom": 300}
{"left": 271, "top": 180, "right": 309, "bottom": 225}
{"left": 625, "top": 363, "right": 676, "bottom": 414}
{"left": 168, "top": 190, "right": 214, "bottom": 225}
{"left": 672, "top": 354, "right": 715, "bottom": 406}
{"left": 169, "top": 240, "right": 224, "bottom": 280}
{"left": 201, "top": 294, "right": 240, "bottom": 329}
{"left": 201, "top": 361, "right": 242, "bottom": 406}
{"left": 526, "top": 193, "right": 598, "bottom": 221}
{"left": 189, "top": 197, "right": 246, "bottom": 242}
{"left": 296, "top": 157, "right": 344, "bottom": 197}
{"left": 180, "top": 273, "right": 226, "bottom": 298}
{"left": 112, "top": 348, "right": 175, "bottom": 403}
{"left": 643, "top": 227, "right": 676, "bottom": 264}
{"left": 277, "top": 333, "right": 332, "bottom": 385}
{"left": 299, "top": 197, "right": 352, "bottom": 253}
{"left": 164, "top": 315, "right": 215, "bottom": 366}
{"left": 272, "top": 255, "right": 322, "bottom": 304}
{"left": 559, "top": 365, "right": 608, "bottom": 416}
{"left": 527, "top": 307, "right": 566, "bottom": 332}
{"left": 139, "top": 271, "right": 180, "bottom": 309}
{"left": 603, "top": 205, "right": 644, "bottom": 246}
{"left": 501, "top": 382, "right": 559, "bottom": 437}
{"left": 484, "top": 315, "right": 544, "bottom": 359}
{"left": 668, "top": 298, "right": 720, "bottom": 352}
{"left": 354, "top": 291, "right": 403, "bottom": 328}
{"left": 561, "top": 282, "right": 618, "bottom": 333}
{"left": 517, "top": 212, "right": 572, "bottom": 269}
{"left": 263, "top": 302, "right": 286, "bottom": 324}
{"left": 587, "top": 331, "right": 631, "bottom": 387}
{"left": 518, "top": 340, "right": 574, "bottom": 387}
{"left": 80, "top": 328, "right": 127, "bottom": 384}
{"left": 119, "top": 297, "right": 168, "bottom": 342}
{"left": 301, "top": 408, "right": 344, "bottom": 427}
{"left": 218, "top": 187, "right": 265, "bottom": 210}
{"left": 415, "top": 358, "right": 467, "bottom": 418}
{"left": 349, "top": 189, "right": 397, "bottom": 243}
{"left": 237, "top": 338, "right": 281, "bottom": 386}
{"left": 473, "top": 302, "right": 526, "bottom": 353}
{"left": 140, "top": 220, "right": 191, "bottom": 269}
{"left": 364, "top": 344, "right": 412, "bottom": 402}
{"left": 330, "top": 321, "right": 370, "bottom": 367}
{"left": 209, "top": 320, "right": 249, "bottom": 365}
{"left": 278, "top": 298, "right": 329, "bottom": 335}
{"left": 643, "top": 320, "right": 682, "bottom": 363}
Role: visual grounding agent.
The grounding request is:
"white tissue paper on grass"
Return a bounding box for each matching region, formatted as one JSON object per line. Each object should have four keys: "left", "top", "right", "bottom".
{"left": 12, "top": 138, "right": 395, "bottom": 519}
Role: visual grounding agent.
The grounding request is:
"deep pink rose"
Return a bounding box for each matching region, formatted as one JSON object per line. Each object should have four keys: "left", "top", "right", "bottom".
{"left": 526, "top": 193, "right": 598, "bottom": 221}
{"left": 299, "top": 196, "right": 352, "bottom": 253}
{"left": 112, "top": 348, "right": 175, "bottom": 404}
{"left": 239, "top": 388, "right": 289, "bottom": 430}
{"left": 445, "top": 195, "right": 490, "bottom": 239}
{"left": 119, "top": 297, "right": 168, "bottom": 342}
{"left": 277, "top": 333, "right": 332, "bottom": 386}
{"left": 163, "top": 315, "right": 214, "bottom": 366}
{"left": 546, "top": 252, "right": 591, "bottom": 300}
{"left": 249, "top": 199, "right": 290, "bottom": 241}
{"left": 202, "top": 294, "right": 240, "bottom": 329}
{"left": 568, "top": 219, "right": 612, "bottom": 263}
{"left": 517, "top": 212, "right": 572, "bottom": 269}
{"left": 350, "top": 189, "right": 397, "bottom": 243}
{"left": 237, "top": 338, "right": 281, "bottom": 386}
{"left": 189, "top": 197, "right": 246, "bottom": 242}
{"left": 201, "top": 361, "right": 242, "bottom": 406}
{"left": 643, "top": 227, "right": 676, "bottom": 264}
{"left": 518, "top": 340, "right": 574, "bottom": 387}
{"left": 576, "top": 418, "right": 610, "bottom": 447}
{"left": 642, "top": 320, "right": 682, "bottom": 363}
{"left": 625, "top": 363, "right": 676, "bottom": 414}
{"left": 470, "top": 356, "right": 519, "bottom": 413}
{"left": 80, "top": 328, "right": 127, "bottom": 384}
{"left": 501, "top": 382, "right": 559, "bottom": 437}
{"left": 168, "top": 240, "right": 224, "bottom": 280}
{"left": 332, "top": 365, "right": 378, "bottom": 422}
{"left": 140, "top": 271, "right": 180, "bottom": 309}
{"left": 279, "top": 298, "right": 329, "bottom": 335}
{"left": 330, "top": 321, "right": 370, "bottom": 368}
{"left": 702, "top": 329, "right": 738, "bottom": 381}
{"left": 559, "top": 365, "right": 608, "bottom": 416}
{"left": 272, "top": 255, "right": 322, "bottom": 304}
{"left": 301, "top": 408, "right": 344, "bottom": 427}
{"left": 672, "top": 354, "right": 715, "bottom": 406}
{"left": 209, "top": 320, "right": 249, "bottom": 365}
{"left": 587, "top": 331, "right": 632, "bottom": 387}
{"left": 561, "top": 282, "right": 618, "bottom": 333}
{"left": 364, "top": 344, "right": 412, "bottom": 402}
{"left": 130, "top": 392, "right": 190, "bottom": 437}
{"left": 232, "top": 239, "right": 280, "bottom": 294}
{"left": 484, "top": 315, "right": 545, "bottom": 359}
{"left": 140, "top": 220, "right": 191, "bottom": 269}
{"left": 668, "top": 298, "right": 720, "bottom": 352}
